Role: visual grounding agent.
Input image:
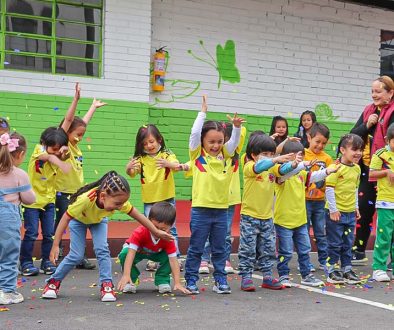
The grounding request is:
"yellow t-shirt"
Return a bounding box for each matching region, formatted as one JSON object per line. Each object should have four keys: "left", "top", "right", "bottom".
{"left": 128, "top": 150, "right": 178, "bottom": 203}
{"left": 304, "top": 148, "right": 333, "bottom": 200}
{"left": 370, "top": 147, "right": 394, "bottom": 203}
{"left": 55, "top": 142, "right": 84, "bottom": 194}
{"left": 189, "top": 146, "right": 233, "bottom": 209}
{"left": 67, "top": 188, "right": 133, "bottom": 224}
{"left": 228, "top": 126, "right": 247, "bottom": 206}
{"left": 241, "top": 158, "right": 276, "bottom": 220}
{"left": 325, "top": 163, "right": 360, "bottom": 212}
{"left": 24, "top": 144, "right": 58, "bottom": 209}
{"left": 273, "top": 166, "right": 308, "bottom": 229}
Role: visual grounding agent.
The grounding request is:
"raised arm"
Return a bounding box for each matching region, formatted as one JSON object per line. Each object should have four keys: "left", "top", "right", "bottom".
{"left": 61, "top": 83, "right": 81, "bottom": 133}
{"left": 83, "top": 98, "right": 107, "bottom": 125}
{"left": 189, "top": 96, "right": 207, "bottom": 151}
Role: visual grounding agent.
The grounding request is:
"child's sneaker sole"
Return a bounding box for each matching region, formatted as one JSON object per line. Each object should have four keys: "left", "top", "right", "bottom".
{"left": 326, "top": 277, "right": 345, "bottom": 284}
{"left": 101, "top": 293, "right": 117, "bottom": 302}
{"left": 42, "top": 290, "right": 57, "bottom": 299}
{"left": 212, "top": 286, "right": 231, "bottom": 294}
{"left": 261, "top": 283, "right": 284, "bottom": 290}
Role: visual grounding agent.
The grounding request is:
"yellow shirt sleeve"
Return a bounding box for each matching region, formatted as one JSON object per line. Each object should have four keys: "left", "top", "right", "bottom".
{"left": 119, "top": 201, "right": 133, "bottom": 214}
{"left": 325, "top": 164, "right": 339, "bottom": 187}
{"left": 236, "top": 126, "right": 247, "bottom": 154}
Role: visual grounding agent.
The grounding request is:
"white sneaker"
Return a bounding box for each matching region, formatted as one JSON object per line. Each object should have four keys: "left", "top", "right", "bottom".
{"left": 372, "top": 270, "right": 391, "bottom": 282}
{"left": 145, "top": 260, "right": 158, "bottom": 271}
{"left": 301, "top": 274, "right": 325, "bottom": 287}
{"left": 0, "top": 291, "right": 24, "bottom": 305}
{"left": 279, "top": 276, "right": 292, "bottom": 288}
{"left": 225, "top": 260, "right": 235, "bottom": 274}
{"left": 157, "top": 283, "right": 172, "bottom": 294}
{"left": 199, "top": 261, "right": 210, "bottom": 274}
{"left": 123, "top": 283, "right": 137, "bottom": 293}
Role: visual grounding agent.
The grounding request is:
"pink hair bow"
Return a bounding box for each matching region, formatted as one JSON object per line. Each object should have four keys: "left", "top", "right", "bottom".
{"left": 0, "top": 133, "right": 19, "bottom": 152}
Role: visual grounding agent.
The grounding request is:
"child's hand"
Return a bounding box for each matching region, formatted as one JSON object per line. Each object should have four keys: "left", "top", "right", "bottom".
{"left": 304, "top": 158, "right": 317, "bottom": 168}
{"left": 226, "top": 113, "right": 246, "bottom": 128}
{"left": 59, "top": 145, "right": 69, "bottom": 160}
{"left": 270, "top": 133, "right": 279, "bottom": 140}
{"left": 291, "top": 151, "right": 303, "bottom": 168}
{"left": 201, "top": 95, "right": 208, "bottom": 113}
{"left": 287, "top": 136, "right": 301, "bottom": 142}
{"left": 91, "top": 98, "right": 107, "bottom": 109}
{"left": 326, "top": 164, "right": 341, "bottom": 175}
{"left": 156, "top": 229, "right": 174, "bottom": 241}
{"left": 74, "top": 82, "right": 81, "bottom": 100}
{"left": 126, "top": 158, "right": 140, "bottom": 173}
{"left": 273, "top": 153, "right": 294, "bottom": 164}
{"left": 173, "top": 283, "right": 191, "bottom": 295}
{"left": 50, "top": 246, "right": 59, "bottom": 265}
{"left": 156, "top": 158, "right": 171, "bottom": 169}
{"left": 355, "top": 208, "right": 361, "bottom": 220}
{"left": 117, "top": 275, "right": 132, "bottom": 292}
{"left": 175, "top": 163, "right": 190, "bottom": 171}
{"left": 329, "top": 211, "right": 341, "bottom": 221}
{"left": 386, "top": 170, "right": 394, "bottom": 185}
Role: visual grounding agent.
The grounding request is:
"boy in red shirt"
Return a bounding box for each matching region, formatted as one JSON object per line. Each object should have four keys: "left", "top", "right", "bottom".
{"left": 117, "top": 202, "right": 190, "bottom": 294}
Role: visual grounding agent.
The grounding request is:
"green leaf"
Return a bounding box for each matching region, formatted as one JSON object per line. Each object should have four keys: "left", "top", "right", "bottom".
{"left": 216, "top": 40, "right": 240, "bottom": 88}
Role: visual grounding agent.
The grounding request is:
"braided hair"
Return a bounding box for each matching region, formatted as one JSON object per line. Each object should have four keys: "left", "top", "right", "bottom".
{"left": 69, "top": 171, "right": 130, "bottom": 205}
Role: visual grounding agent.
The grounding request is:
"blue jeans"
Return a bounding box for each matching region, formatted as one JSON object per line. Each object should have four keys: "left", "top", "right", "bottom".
{"left": 0, "top": 186, "right": 30, "bottom": 292}
{"left": 306, "top": 200, "right": 328, "bottom": 265}
{"left": 276, "top": 224, "right": 312, "bottom": 278}
{"left": 49, "top": 218, "right": 112, "bottom": 284}
{"left": 238, "top": 215, "right": 276, "bottom": 277}
{"left": 20, "top": 204, "right": 55, "bottom": 268}
{"left": 202, "top": 204, "right": 235, "bottom": 262}
{"left": 185, "top": 207, "right": 228, "bottom": 283}
{"left": 326, "top": 210, "right": 355, "bottom": 273}
{"left": 144, "top": 198, "right": 180, "bottom": 257}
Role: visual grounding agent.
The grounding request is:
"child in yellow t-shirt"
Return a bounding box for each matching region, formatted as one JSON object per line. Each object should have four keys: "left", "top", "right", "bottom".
{"left": 184, "top": 96, "right": 244, "bottom": 295}
{"left": 304, "top": 123, "right": 333, "bottom": 271}
{"left": 42, "top": 171, "right": 173, "bottom": 302}
{"left": 126, "top": 123, "right": 187, "bottom": 271}
{"left": 238, "top": 133, "right": 295, "bottom": 291}
{"left": 55, "top": 83, "right": 106, "bottom": 269}
{"left": 274, "top": 140, "right": 339, "bottom": 288}
{"left": 20, "top": 127, "right": 71, "bottom": 277}
{"left": 370, "top": 123, "right": 394, "bottom": 282}
{"left": 325, "top": 134, "right": 364, "bottom": 285}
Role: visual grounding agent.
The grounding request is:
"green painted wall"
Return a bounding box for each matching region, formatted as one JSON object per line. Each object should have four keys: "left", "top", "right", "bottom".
{"left": 0, "top": 91, "right": 149, "bottom": 219}
{"left": 0, "top": 91, "right": 354, "bottom": 220}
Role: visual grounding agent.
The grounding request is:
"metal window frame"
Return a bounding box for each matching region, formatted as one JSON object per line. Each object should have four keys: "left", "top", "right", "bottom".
{"left": 0, "top": 0, "right": 103, "bottom": 77}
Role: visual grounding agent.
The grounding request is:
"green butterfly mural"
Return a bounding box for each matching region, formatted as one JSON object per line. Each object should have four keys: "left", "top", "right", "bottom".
{"left": 188, "top": 39, "right": 241, "bottom": 89}
{"left": 315, "top": 103, "right": 339, "bottom": 121}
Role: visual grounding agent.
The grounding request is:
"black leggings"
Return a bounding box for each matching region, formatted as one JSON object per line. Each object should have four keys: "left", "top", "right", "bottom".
{"left": 354, "top": 164, "right": 377, "bottom": 252}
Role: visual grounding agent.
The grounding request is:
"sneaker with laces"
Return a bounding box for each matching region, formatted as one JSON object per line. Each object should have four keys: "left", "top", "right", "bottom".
{"left": 145, "top": 260, "right": 158, "bottom": 272}
{"left": 343, "top": 269, "right": 361, "bottom": 284}
{"left": 301, "top": 274, "right": 324, "bottom": 287}
{"left": 122, "top": 282, "right": 137, "bottom": 293}
{"left": 21, "top": 263, "right": 39, "bottom": 276}
{"left": 0, "top": 291, "right": 24, "bottom": 305}
{"left": 186, "top": 280, "right": 199, "bottom": 294}
{"left": 213, "top": 277, "right": 231, "bottom": 294}
{"left": 42, "top": 278, "right": 61, "bottom": 299}
{"left": 279, "top": 276, "right": 292, "bottom": 288}
{"left": 40, "top": 260, "right": 57, "bottom": 275}
{"left": 198, "top": 261, "right": 210, "bottom": 274}
{"left": 100, "top": 281, "right": 116, "bottom": 302}
{"left": 157, "top": 283, "right": 172, "bottom": 294}
{"left": 351, "top": 251, "right": 368, "bottom": 265}
{"left": 241, "top": 276, "right": 256, "bottom": 292}
{"left": 327, "top": 270, "right": 344, "bottom": 284}
{"left": 225, "top": 260, "right": 235, "bottom": 274}
{"left": 372, "top": 270, "right": 391, "bottom": 282}
{"left": 261, "top": 276, "right": 284, "bottom": 290}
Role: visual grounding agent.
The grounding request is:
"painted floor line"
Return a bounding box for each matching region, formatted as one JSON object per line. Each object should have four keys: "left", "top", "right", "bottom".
{"left": 249, "top": 272, "right": 394, "bottom": 312}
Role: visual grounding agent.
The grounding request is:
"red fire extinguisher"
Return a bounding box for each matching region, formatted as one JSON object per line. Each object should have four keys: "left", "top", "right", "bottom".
{"left": 152, "top": 47, "right": 167, "bottom": 92}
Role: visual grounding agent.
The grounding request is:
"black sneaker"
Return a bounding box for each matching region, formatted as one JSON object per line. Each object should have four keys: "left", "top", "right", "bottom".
{"left": 343, "top": 270, "right": 361, "bottom": 284}
{"left": 351, "top": 251, "right": 368, "bottom": 265}
{"left": 76, "top": 258, "right": 96, "bottom": 270}
{"left": 327, "top": 270, "right": 344, "bottom": 284}
{"left": 387, "top": 263, "right": 393, "bottom": 272}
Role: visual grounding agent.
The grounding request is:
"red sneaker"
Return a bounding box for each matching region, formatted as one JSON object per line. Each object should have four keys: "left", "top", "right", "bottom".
{"left": 42, "top": 278, "right": 61, "bottom": 299}
{"left": 100, "top": 281, "right": 116, "bottom": 302}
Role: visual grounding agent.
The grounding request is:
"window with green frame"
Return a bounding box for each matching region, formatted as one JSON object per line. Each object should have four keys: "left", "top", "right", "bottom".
{"left": 0, "top": 0, "right": 103, "bottom": 77}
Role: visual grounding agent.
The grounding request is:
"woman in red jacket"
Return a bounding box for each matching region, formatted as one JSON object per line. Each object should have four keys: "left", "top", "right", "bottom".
{"left": 351, "top": 76, "right": 394, "bottom": 265}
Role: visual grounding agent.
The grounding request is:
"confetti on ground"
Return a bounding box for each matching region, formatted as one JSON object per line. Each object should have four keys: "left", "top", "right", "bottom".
{"left": 89, "top": 283, "right": 97, "bottom": 288}
{"left": 0, "top": 307, "right": 10, "bottom": 312}
{"left": 116, "top": 303, "right": 123, "bottom": 307}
